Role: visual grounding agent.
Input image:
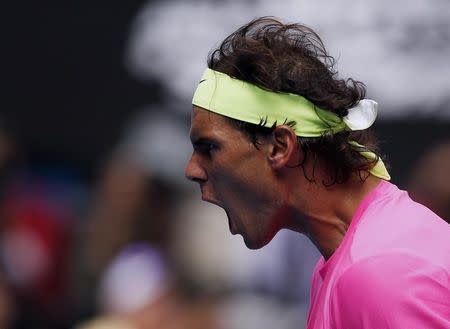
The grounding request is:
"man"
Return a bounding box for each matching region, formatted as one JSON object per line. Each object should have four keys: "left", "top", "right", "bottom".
{"left": 185, "top": 17, "right": 450, "bottom": 328}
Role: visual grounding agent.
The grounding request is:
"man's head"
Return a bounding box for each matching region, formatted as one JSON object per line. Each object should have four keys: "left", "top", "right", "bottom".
{"left": 185, "top": 17, "right": 386, "bottom": 249}
{"left": 206, "top": 17, "right": 382, "bottom": 184}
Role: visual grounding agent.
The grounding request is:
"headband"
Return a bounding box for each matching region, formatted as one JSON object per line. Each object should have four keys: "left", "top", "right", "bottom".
{"left": 192, "top": 68, "right": 390, "bottom": 180}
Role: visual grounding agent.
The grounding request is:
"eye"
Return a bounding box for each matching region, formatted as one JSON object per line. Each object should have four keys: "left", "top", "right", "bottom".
{"left": 193, "top": 140, "right": 218, "bottom": 156}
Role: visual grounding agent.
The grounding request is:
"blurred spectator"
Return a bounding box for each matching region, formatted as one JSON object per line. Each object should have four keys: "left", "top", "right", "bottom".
{"left": 0, "top": 169, "right": 85, "bottom": 328}
{"left": 74, "top": 104, "right": 191, "bottom": 316}
{"left": 71, "top": 103, "right": 223, "bottom": 329}
{"left": 75, "top": 243, "right": 217, "bottom": 329}
{"left": 0, "top": 117, "right": 88, "bottom": 328}
{"left": 407, "top": 140, "right": 450, "bottom": 222}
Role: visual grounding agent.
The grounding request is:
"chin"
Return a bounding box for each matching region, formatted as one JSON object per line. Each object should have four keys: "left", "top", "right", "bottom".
{"left": 242, "top": 233, "right": 275, "bottom": 250}
{"left": 243, "top": 239, "right": 264, "bottom": 250}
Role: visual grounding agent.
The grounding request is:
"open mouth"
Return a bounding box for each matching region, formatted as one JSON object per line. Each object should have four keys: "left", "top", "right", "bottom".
{"left": 200, "top": 192, "right": 237, "bottom": 235}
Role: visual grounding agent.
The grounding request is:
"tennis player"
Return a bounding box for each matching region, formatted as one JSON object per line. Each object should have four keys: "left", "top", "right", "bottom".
{"left": 185, "top": 17, "right": 450, "bottom": 329}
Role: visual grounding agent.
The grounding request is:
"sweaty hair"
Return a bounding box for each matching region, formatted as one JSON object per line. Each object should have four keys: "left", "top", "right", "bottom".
{"left": 207, "top": 16, "right": 383, "bottom": 185}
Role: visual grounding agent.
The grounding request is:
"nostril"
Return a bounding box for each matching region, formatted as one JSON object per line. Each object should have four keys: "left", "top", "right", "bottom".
{"left": 190, "top": 177, "right": 205, "bottom": 184}
{"left": 185, "top": 174, "right": 196, "bottom": 182}
{"left": 185, "top": 167, "right": 198, "bottom": 182}
{"left": 185, "top": 168, "right": 205, "bottom": 183}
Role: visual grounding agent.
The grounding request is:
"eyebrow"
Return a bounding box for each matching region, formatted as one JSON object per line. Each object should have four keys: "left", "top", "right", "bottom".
{"left": 191, "top": 137, "right": 217, "bottom": 147}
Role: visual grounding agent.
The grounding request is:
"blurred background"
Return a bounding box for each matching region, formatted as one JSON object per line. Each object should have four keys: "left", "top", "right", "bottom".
{"left": 2, "top": 0, "right": 449, "bottom": 328}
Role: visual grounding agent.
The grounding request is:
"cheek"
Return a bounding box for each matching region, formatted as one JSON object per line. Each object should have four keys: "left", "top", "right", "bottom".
{"left": 214, "top": 164, "right": 264, "bottom": 200}
{"left": 210, "top": 148, "right": 271, "bottom": 204}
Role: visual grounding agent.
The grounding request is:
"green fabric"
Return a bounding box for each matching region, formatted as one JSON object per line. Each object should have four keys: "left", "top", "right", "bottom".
{"left": 349, "top": 141, "right": 391, "bottom": 180}
{"left": 192, "top": 68, "right": 390, "bottom": 180}
{"left": 193, "top": 68, "right": 346, "bottom": 137}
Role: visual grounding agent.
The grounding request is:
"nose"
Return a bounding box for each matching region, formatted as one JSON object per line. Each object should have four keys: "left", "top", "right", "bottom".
{"left": 185, "top": 154, "right": 207, "bottom": 183}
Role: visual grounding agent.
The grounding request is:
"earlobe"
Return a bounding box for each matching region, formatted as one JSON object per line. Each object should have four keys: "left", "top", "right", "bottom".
{"left": 268, "top": 126, "right": 299, "bottom": 169}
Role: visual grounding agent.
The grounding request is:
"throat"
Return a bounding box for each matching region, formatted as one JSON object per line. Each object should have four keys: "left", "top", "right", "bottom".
{"left": 289, "top": 175, "right": 382, "bottom": 260}
{"left": 266, "top": 203, "right": 292, "bottom": 238}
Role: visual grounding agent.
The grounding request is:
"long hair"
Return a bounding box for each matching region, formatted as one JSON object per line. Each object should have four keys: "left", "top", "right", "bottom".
{"left": 207, "top": 17, "right": 383, "bottom": 185}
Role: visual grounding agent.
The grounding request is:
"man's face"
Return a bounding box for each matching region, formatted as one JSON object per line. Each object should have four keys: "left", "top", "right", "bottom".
{"left": 185, "top": 107, "right": 284, "bottom": 249}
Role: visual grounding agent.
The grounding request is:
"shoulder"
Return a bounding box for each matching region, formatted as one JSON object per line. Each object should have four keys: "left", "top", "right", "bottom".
{"left": 336, "top": 252, "right": 449, "bottom": 290}
{"left": 350, "top": 184, "right": 450, "bottom": 264}
{"left": 330, "top": 253, "right": 450, "bottom": 328}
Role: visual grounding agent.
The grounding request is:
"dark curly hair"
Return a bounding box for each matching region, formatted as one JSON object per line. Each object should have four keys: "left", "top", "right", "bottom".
{"left": 207, "top": 17, "right": 384, "bottom": 185}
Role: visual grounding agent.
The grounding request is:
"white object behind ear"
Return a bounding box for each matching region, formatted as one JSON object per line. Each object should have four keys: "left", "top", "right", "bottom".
{"left": 343, "top": 99, "right": 378, "bottom": 131}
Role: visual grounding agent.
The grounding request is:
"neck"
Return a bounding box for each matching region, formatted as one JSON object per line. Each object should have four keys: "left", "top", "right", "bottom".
{"left": 287, "top": 174, "right": 381, "bottom": 260}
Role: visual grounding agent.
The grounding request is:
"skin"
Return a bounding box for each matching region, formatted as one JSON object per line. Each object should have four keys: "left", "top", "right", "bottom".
{"left": 185, "top": 107, "right": 381, "bottom": 258}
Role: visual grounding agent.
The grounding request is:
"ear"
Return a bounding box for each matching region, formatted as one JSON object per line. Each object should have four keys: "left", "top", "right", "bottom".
{"left": 268, "top": 126, "right": 300, "bottom": 170}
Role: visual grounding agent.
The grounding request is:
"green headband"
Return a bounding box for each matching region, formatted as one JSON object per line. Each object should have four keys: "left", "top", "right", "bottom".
{"left": 192, "top": 68, "right": 390, "bottom": 180}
